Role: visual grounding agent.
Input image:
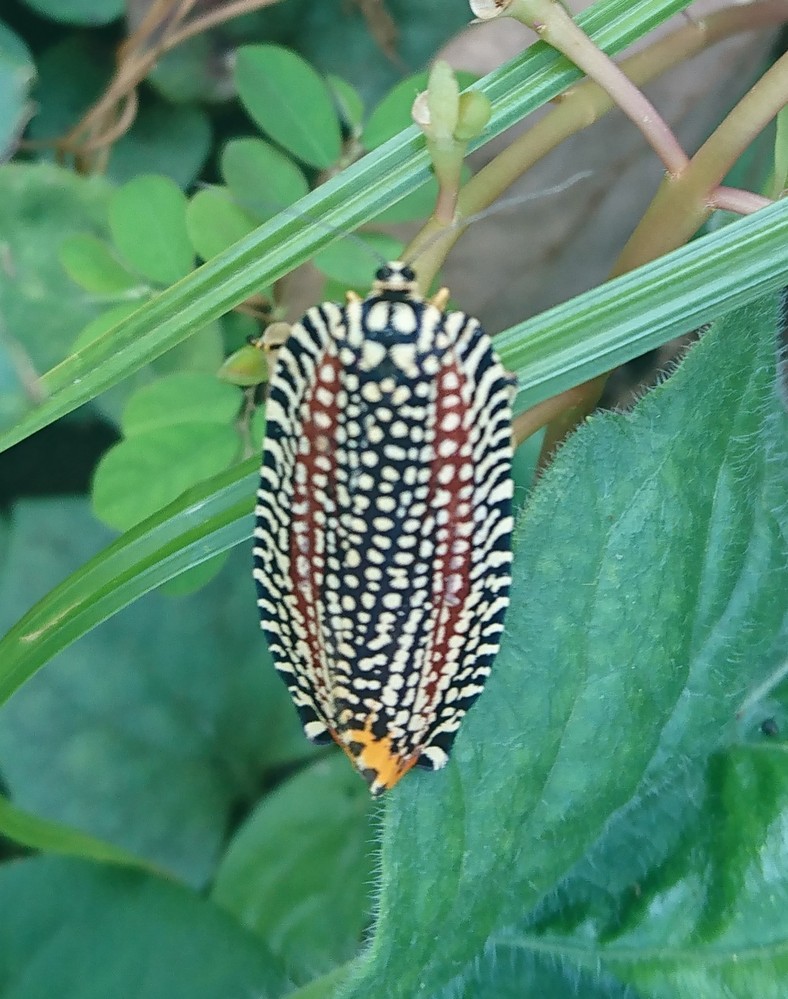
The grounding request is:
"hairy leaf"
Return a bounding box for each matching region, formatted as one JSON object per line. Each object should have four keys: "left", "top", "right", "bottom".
{"left": 340, "top": 297, "right": 787, "bottom": 997}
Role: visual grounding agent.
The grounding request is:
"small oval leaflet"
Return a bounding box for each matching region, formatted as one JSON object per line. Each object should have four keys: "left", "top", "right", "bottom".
{"left": 253, "top": 262, "right": 515, "bottom": 794}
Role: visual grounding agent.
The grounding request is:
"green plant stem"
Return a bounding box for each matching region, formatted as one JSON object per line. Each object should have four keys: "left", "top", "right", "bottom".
{"left": 418, "top": 63, "right": 465, "bottom": 223}
{"left": 407, "top": 0, "right": 788, "bottom": 286}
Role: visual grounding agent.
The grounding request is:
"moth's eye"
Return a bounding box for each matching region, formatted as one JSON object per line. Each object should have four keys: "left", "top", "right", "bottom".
{"left": 400, "top": 265, "right": 416, "bottom": 282}
{"left": 376, "top": 265, "right": 394, "bottom": 281}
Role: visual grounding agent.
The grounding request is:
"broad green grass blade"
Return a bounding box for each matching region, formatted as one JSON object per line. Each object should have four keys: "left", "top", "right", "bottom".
{"left": 0, "top": 201, "right": 783, "bottom": 708}
{"left": 504, "top": 198, "right": 788, "bottom": 410}
{"left": 0, "top": 0, "right": 689, "bottom": 456}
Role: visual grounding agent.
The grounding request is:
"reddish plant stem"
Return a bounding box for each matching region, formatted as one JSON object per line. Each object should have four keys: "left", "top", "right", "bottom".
{"left": 537, "top": 49, "right": 788, "bottom": 467}
{"left": 51, "top": 0, "right": 284, "bottom": 168}
{"left": 408, "top": 1, "right": 788, "bottom": 288}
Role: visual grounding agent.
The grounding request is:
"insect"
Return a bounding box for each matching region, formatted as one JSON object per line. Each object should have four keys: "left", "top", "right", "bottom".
{"left": 253, "top": 262, "right": 515, "bottom": 794}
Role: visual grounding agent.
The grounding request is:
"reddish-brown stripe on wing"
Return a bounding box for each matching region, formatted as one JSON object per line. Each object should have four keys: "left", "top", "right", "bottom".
{"left": 421, "top": 359, "right": 474, "bottom": 710}
{"left": 288, "top": 353, "right": 343, "bottom": 725}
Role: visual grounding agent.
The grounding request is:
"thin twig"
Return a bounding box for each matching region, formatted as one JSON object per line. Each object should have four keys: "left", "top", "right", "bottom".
{"left": 536, "top": 50, "right": 788, "bottom": 466}
{"left": 54, "top": 0, "right": 286, "bottom": 167}
{"left": 168, "top": 0, "right": 283, "bottom": 48}
{"left": 408, "top": 0, "right": 788, "bottom": 289}
{"left": 712, "top": 187, "right": 773, "bottom": 214}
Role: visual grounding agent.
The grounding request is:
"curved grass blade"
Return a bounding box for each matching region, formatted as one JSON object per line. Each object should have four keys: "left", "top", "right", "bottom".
{"left": 0, "top": 0, "right": 690, "bottom": 456}
{"left": 0, "top": 794, "right": 158, "bottom": 871}
{"left": 0, "top": 459, "right": 258, "bottom": 706}
{"left": 0, "top": 200, "right": 783, "bottom": 710}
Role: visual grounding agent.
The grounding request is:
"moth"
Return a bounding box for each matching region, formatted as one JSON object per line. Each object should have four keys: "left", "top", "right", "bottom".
{"left": 253, "top": 262, "right": 514, "bottom": 794}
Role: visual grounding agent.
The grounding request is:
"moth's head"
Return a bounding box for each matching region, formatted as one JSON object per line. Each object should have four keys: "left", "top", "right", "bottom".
{"left": 372, "top": 261, "right": 420, "bottom": 299}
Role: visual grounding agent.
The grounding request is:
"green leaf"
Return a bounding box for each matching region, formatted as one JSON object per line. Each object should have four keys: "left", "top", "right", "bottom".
{"left": 312, "top": 231, "right": 402, "bottom": 285}
{"left": 451, "top": 947, "right": 636, "bottom": 998}
{"left": 72, "top": 314, "right": 228, "bottom": 426}
{"left": 159, "top": 553, "right": 229, "bottom": 597}
{"left": 70, "top": 302, "right": 155, "bottom": 424}
{"left": 286, "top": 964, "right": 355, "bottom": 999}
{"left": 221, "top": 137, "right": 309, "bottom": 220}
{"left": 59, "top": 233, "right": 142, "bottom": 295}
{"left": 120, "top": 372, "right": 240, "bottom": 437}
{"left": 108, "top": 101, "right": 212, "bottom": 189}
{"left": 146, "top": 33, "right": 230, "bottom": 104}
{"left": 152, "top": 320, "right": 225, "bottom": 376}
{"left": 499, "top": 742, "right": 788, "bottom": 998}
{"left": 0, "top": 502, "right": 311, "bottom": 883}
{"left": 234, "top": 44, "right": 342, "bottom": 169}
{"left": 213, "top": 754, "right": 374, "bottom": 982}
{"left": 19, "top": 0, "right": 122, "bottom": 25}
{"left": 737, "top": 658, "right": 788, "bottom": 741}
{"left": 0, "top": 462, "right": 258, "bottom": 709}
{"left": 72, "top": 302, "right": 148, "bottom": 351}
{"left": 0, "top": 163, "right": 112, "bottom": 389}
{"left": 339, "top": 296, "right": 787, "bottom": 998}
{"left": 372, "top": 176, "right": 439, "bottom": 224}
{"left": 0, "top": 0, "right": 703, "bottom": 452}
{"left": 250, "top": 407, "right": 267, "bottom": 451}
{"left": 92, "top": 422, "right": 239, "bottom": 531}
{"left": 221, "top": 309, "right": 262, "bottom": 355}
{"left": 0, "top": 856, "right": 288, "bottom": 997}
{"left": 362, "top": 71, "right": 428, "bottom": 151}
{"left": 327, "top": 74, "right": 364, "bottom": 134}
{"left": 296, "top": 0, "right": 470, "bottom": 107}
{"left": 218, "top": 343, "right": 270, "bottom": 388}
{"left": 109, "top": 175, "right": 194, "bottom": 284}
{"left": 0, "top": 20, "right": 34, "bottom": 159}
{"left": 185, "top": 187, "right": 258, "bottom": 262}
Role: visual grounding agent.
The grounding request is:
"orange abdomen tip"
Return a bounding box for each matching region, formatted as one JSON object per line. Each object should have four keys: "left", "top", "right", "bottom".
{"left": 337, "top": 726, "right": 419, "bottom": 795}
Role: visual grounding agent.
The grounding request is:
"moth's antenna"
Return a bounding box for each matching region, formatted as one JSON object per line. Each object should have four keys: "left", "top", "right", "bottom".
{"left": 460, "top": 170, "right": 593, "bottom": 229}
{"left": 198, "top": 169, "right": 592, "bottom": 278}
{"left": 402, "top": 170, "right": 594, "bottom": 268}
